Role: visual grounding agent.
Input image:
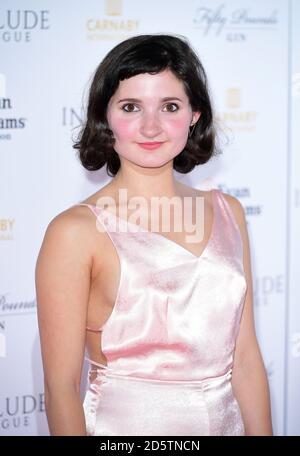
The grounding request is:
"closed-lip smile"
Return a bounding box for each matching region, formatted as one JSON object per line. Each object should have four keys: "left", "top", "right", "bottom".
{"left": 138, "top": 141, "right": 165, "bottom": 150}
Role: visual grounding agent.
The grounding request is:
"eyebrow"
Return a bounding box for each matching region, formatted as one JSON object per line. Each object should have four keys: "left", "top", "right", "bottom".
{"left": 117, "top": 97, "right": 183, "bottom": 103}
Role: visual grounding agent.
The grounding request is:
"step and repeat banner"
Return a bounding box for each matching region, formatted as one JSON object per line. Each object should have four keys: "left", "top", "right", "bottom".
{"left": 0, "top": 0, "right": 299, "bottom": 436}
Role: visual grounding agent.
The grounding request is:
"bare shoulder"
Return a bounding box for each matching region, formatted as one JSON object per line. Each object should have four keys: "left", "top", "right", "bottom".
{"left": 35, "top": 204, "right": 99, "bottom": 396}
{"left": 46, "top": 204, "right": 93, "bottom": 243}
{"left": 177, "top": 181, "right": 213, "bottom": 201}
{"left": 219, "top": 190, "right": 251, "bottom": 257}
{"left": 179, "top": 183, "right": 245, "bottom": 223}
{"left": 220, "top": 190, "right": 246, "bottom": 228}
{"left": 80, "top": 183, "right": 115, "bottom": 206}
{"left": 37, "top": 204, "right": 98, "bottom": 270}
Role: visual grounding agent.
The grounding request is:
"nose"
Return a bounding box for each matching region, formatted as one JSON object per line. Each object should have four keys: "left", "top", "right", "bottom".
{"left": 140, "top": 112, "right": 163, "bottom": 139}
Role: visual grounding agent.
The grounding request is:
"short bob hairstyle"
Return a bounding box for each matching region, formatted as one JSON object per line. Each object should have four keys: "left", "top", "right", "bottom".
{"left": 73, "top": 34, "right": 219, "bottom": 176}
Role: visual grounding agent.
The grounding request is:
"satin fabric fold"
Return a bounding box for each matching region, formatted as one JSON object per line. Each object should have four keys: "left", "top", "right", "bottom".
{"left": 78, "top": 188, "right": 247, "bottom": 436}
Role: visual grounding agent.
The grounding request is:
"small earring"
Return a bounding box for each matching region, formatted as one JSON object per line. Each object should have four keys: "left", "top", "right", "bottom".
{"left": 188, "top": 123, "right": 196, "bottom": 138}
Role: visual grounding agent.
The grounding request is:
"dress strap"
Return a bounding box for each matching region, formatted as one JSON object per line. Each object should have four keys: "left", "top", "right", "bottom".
{"left": 77, "top": 202, "right": 99, "bottom": 216}
{"left": 214, "top": 190, "right": 244, "bottom": 257}
{"left": 216, "top": 190, "right": 241, "bottom": 232}
{"left": 86, "top": 325, "right": 103, "bottom": 332}
{"left": 85, "top": 356, "right": 109, "bottom": 370}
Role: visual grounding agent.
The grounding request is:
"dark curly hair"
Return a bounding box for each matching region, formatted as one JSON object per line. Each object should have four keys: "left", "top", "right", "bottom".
{"left": 73, "top": 34, "right": 220, "bottom": 177}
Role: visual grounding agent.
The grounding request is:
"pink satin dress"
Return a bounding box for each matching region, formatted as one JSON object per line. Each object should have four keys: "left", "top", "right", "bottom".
{"left": 78, "top": 188, "right": 247, "bottom": 436}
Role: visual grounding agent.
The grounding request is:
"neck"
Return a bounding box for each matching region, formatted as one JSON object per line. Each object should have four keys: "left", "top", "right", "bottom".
{"left": 111, "top": 164, "right": 183, "bottom": 203}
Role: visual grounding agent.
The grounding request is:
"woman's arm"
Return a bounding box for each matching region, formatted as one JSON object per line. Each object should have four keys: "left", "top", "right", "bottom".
{"left": 35, "top": 208, "right": 93, "bottom": 436}
{"left": 225, "top": 194, "right": 273, "bottom": 436}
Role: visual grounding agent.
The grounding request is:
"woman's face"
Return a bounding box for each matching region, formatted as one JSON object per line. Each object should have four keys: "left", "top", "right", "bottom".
{"left": 106, "top": 69, "right": 201, "bottom": 169}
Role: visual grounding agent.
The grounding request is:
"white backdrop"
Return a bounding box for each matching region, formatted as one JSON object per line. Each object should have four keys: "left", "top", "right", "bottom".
{"left": 0, "top": 0, "right": 299, "bottom": 436}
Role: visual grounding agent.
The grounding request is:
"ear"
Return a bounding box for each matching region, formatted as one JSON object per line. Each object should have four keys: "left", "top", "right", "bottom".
{"left": 191, "top": 111, "right": 201, "bottom": 125}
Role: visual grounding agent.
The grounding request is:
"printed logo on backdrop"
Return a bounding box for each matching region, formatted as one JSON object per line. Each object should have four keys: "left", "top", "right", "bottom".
{"left": 0, "top": 9, "right": 50, "bottom": 43}
{"left": 0, "top": 393, "right": 45, "bottom": 432}
{"left": 62, "top": 106, "right": 83, "bottom": 132}
{"left": 218, "top": 184, "right": 250, "bottom": 199}
{"left": 254, "top": 274, "right": 284, "bottom": 307}
{"left": 86, "top": 0, "right": 139, "bottom": 41}
{"left": 193, "top": 3, "right": 278, "bottom": 42}
{"left": 0, "top": 294, "right": 36, "bottom": 373}
{"left": 0, "top": 320, "right": 5, "bottom": 358}
{"left": 217, "top": 184, "right": 261, "bottom": 217}
{"left": 292, "top": 332, "right": 300, "bottom": 359}
{"left": 216, "top": 88, "right": 257, "bottom": 133}
{"left": 0, "top": 293, "right": 37, "bottom": 317}
{"left": 0, "top": 74, "right": 27, "bottom": 142}
{"left": 0, "top": 212, "right": 15, "bottom": 240}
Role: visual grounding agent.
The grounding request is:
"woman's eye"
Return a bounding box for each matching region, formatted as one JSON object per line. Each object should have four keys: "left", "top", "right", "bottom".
{"left": 163, "top": 103, "right": 179, "bottom": 112}
{"left": 122, "top": 103, "right": 139, "bottom": 112}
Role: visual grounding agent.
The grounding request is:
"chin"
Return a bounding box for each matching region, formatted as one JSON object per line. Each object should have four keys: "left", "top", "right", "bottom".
{"left": 137, "top": 160, "right": 174, "bottom": 169}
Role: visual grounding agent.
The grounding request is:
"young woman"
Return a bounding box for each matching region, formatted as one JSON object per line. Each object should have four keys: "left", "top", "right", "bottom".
{"left": 35, "top": 34, "right": 273, "bottom": 436}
